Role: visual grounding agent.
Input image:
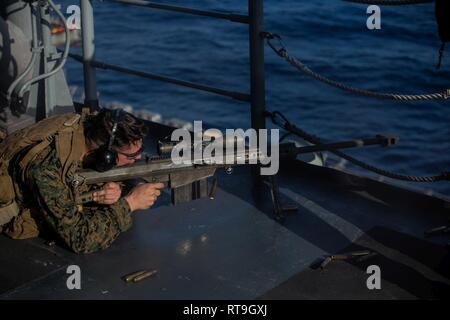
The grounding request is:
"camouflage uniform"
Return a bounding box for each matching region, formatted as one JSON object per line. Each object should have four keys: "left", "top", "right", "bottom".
{"left": 18, "top": 143, "right": 132, "bottom": 254}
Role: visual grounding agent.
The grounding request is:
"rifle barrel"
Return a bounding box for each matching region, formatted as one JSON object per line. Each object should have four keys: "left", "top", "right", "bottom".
{"left": 284, "top": 135, "right": 398, "bottom": 157}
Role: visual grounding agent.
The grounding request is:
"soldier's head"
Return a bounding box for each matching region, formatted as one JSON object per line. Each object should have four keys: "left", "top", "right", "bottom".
{"left": 83, "top": 108, "right": 148, "bottom": 169}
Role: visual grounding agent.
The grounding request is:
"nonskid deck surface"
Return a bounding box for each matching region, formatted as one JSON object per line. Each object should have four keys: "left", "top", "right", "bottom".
{"left": 1, "top": 157, "right": 449, "bottom": 299}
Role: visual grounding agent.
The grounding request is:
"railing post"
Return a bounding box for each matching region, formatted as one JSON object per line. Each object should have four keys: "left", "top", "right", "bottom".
{"left": 249, "top": 0, "right": 266, "bottom": 194}
{"left": 249, "top": 0, "right": 265, "bottom": 132}
{"left": 80, "top": 0, "right": 99, "bottom": 111}
{"left": 39, "top": 4, "right": 53, "bottom": 120}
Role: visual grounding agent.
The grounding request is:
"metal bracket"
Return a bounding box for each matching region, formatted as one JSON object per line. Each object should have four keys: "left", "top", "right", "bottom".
{"left": 424, "top": 220, "right": 450, "bottom": 237}
{"left": 268, "top": 175, "right": 298, "bottom": 221}
{"left": 313, "top": 250, "right": 377, "bottom": 270}
{"left": 47, "top": 52, "right": 63, "bottom": 62}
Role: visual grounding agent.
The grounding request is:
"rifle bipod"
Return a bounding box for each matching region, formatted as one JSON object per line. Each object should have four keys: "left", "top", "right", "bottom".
{"left": 268, "top": 175, "right": 298, "bottom": 221}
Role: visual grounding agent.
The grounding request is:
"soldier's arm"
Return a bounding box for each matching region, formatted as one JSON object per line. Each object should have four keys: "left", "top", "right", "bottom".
{"left": 27, "top": 155, "right": 133, "bottom": 254}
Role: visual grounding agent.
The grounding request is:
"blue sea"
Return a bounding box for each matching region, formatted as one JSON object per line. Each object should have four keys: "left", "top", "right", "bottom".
{"left": 59, "top": 0, "right": 450, "bottom": 195}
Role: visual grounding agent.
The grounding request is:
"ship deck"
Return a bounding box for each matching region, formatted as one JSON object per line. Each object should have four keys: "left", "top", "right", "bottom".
{"left": 1, "top": 122, "right": 449, "bottom": 300}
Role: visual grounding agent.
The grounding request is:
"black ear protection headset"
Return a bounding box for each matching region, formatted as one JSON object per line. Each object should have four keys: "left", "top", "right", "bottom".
{"left": 93, "top": 109, "right": 123, "bottom": 172}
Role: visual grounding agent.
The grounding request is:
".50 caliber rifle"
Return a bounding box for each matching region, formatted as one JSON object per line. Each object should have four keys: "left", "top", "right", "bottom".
{"left": 71, "top": 135, "right": 397, "bottom": 205}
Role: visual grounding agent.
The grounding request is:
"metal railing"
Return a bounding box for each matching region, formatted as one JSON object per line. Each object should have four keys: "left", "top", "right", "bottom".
{"left": 107, "top": 0, "right": 250, "bottom": 23}
{"left": 78, "top": 0, "right": 266, "bottom": 131}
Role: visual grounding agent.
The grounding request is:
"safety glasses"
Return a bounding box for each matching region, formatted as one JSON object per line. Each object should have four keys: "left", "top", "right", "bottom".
{"left": 116, "top": 145, "right": 144, "bottom": 159}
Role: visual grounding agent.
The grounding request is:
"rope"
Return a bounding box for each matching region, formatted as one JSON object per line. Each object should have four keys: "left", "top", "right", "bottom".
{"left": 262, "top": 32, "right": 450, "bottom": 101}
{"left": 266, "top": 110, "right": 449, "bottom": 183}
{"left": 343, "top": 0, "right": 434, "bottom": 5}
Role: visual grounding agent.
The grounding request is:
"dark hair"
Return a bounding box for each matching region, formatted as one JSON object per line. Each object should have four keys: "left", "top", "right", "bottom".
{"left": 84, "top": 108, "right": 148, "bottom": 148}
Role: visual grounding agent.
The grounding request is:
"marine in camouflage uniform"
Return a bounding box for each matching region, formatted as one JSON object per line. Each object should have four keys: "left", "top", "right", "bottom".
{"left": 2, "top": 109, "right": 162, "bottom": 253}
{"left": 21, "top": 144, "right": 132, "bottom": 253}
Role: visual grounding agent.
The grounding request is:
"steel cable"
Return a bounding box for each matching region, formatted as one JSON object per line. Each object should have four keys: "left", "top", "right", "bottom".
{"left": 263, "top": 33, "right": 450, "bottom": 101}
{"left": 267, "top": 111, "right": 449, "bottom": 182}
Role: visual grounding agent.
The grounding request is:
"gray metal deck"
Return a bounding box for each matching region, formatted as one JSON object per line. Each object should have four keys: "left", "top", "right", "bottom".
{"left": 1, "top": 155, "right": 449, "bottom": 299}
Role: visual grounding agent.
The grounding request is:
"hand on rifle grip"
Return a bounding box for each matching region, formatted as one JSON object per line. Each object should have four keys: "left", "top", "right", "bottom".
{"left": 125, "top": 182, "right": 165, "bottom": 212}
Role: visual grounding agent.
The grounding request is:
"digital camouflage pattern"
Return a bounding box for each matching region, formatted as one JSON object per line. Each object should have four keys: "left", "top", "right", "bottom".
{"left": 19, "top": 143, "right": 132, "bottom": 253}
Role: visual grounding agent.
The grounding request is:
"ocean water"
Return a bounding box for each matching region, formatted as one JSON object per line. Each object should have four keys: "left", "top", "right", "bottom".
{"left": 60, "top": 0, "right": 450, "bottom": 195}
